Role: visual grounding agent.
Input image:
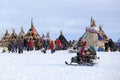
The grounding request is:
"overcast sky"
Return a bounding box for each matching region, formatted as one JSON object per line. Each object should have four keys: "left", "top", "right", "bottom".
{"left": 0, "top": 0, "right": 120, "bottom": 41}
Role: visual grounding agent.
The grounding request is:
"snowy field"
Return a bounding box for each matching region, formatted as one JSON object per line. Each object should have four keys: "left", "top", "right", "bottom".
{"left": 0, "top": 49, "right": 120, "bottom": 80}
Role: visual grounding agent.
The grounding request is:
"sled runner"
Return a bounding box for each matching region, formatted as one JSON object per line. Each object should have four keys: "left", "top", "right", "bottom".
{"left": 65, "top": 61, "right": 95, "bottom": 66}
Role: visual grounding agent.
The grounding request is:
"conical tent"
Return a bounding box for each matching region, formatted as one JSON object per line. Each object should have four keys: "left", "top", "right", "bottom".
{"left": 99, "top": 26, "right": 108, "bottom": 41}
{"left": 25, "top": 19, "right": 40, "bottom": 40}
{"left": 18, "top": 26, "right": 25, "bottom": 39}
{"left": 11, "top": 29, "right": 18, "bottom": 40}
{"left": 116, "top": 39, "right": 120, "bottom": 47}
{"left": 58, "top": 31, "right": 71, "bottom": 48}
{"left": 0, "top": 30, "right": 11, "bottom": 46}
{"left": 2, "top": 30, "right": 11, "bottom": 40}
{"left": 81, "top": 17, "right": 105, "bottom": 49}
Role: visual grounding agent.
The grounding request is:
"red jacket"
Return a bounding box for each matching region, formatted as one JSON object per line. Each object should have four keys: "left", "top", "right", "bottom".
{"left": 57, "top": 39, "right": 61, "bottom": 46}
{"left": 29, "top": 40, "right": 33, "bottom": 48}
{"left": 50, "top": 41, "right": 55, "bottom": 50}
{"left": 80, "top": 41, "right": 87, "bottom": 57}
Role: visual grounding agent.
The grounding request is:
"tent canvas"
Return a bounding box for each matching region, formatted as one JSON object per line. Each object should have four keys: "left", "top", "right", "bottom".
{"left": 81, "top": 17, "right": 106, "bottom": 49}
{"left": 116, "top": 39, "right": 120, "bottom": 46}
{"left": 25, "top": 19, "right": 40, "bottom": 40}
{"left": 99, "top": 26, "right": 108, "bottom": 41}
{"left": 58, "top": 31, "right": 71, "bottom": 48}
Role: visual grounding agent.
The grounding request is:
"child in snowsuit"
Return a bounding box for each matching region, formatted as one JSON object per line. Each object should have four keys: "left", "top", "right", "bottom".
{"left": 1, "top": 46, "right": 8, "bottom": 53}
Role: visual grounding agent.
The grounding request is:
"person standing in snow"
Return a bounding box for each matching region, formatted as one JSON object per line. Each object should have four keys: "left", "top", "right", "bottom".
{"left": 8, "top": 41, "right": 14, "bottom": 53}
{"left": 104, "top": 40, "right": 109, "bottom": 52}
{"left": 23, "top": 38, "right": 27, "bottom": 50}
{"left": 34, "top": 38, "right": 39, "bottom": 50}
{"left": 14, "top": 39, "right": 18, "bottom": 53}
{"left": 108, "top": 39, "right": 115, "bottom": 51}
{"left": 8, "top": 42, "right": 12, "bottom": 53}
{"left": 29, "top": 38, "right": 33, "bottom": 51}
{"left": 50, "top": 40, "right": 55, "bottom": 53}
{"left": 37, "top": 39, "right": 42, "bottom": 50}
{"left": 11, "top": 40, "right": 14, "bottom": 53}
{"left": 56, "top": 38, "right": 61, "bottom": 50}
{"left": 18, "top": 39, "right": 24, "bottom": 54}
{"left": 26, "top": 38, "right": 30, "bottom": 51}
{"left": 77, "top": 39, "right": 83, "bottom": 53}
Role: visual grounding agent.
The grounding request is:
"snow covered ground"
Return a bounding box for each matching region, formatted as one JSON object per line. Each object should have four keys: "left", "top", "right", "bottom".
{"left": 0, "top": 49, "right": 120, "bottom": 80}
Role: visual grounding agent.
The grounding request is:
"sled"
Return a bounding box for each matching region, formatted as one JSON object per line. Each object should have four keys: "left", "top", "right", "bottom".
{"left": 65, "top": 61, "right": 94, "bottom": 66}
{"left": 65, "top": 49, "right": 100, "bottom": 66}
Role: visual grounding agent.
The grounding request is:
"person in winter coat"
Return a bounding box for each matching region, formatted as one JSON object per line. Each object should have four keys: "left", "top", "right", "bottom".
{"left": 77, "top": 39, "right": 83, "bottom": 53}
{"left": 42, "top": 40, "right": 47, "bottom": 50}
{"left": 14, "top": 39, "right": 18, "bottom": 53}
{"left": 8, "top": 42, "right": 12, "bottom": 53}
{"left": 108, "top": 39, "right": 114, "bottom": 51}
{"left": 79, "top": 41, "right": 87, "bottom": 62}
{"left": 29, "top": 38, "right": 33, "bottom": 51}
{"left": 23, "top": 38, "right": 27, "bottom": 50}
{"left": 1, "top": 46, "right": 8, "bottom": 53}
{"left": 26, "top": 39, "right": 30, "bottom": 51}
{"left": 56, "top": 38, "right": 61, "bottom": 50}
{"left": 50, "top": 40, "right": 55, "bottom": 53}
{"left": 18, "top": 39, "right": 24, "bottom": 53}
{"left": 37, "top": 40, "right": 42, "bottom": 50}
{"left": 34, "top": 38, "right": 39, "bottom": 50}
{"left": 104, "top": 40, "right": 109, "bottom": 52}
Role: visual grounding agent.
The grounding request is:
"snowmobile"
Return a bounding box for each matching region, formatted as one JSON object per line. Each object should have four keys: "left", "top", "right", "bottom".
{"left": 65, "top": 48, "right": 100, "bottom": 66}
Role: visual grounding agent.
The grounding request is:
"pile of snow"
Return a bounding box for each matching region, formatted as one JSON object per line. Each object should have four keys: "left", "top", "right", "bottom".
{"left": 0, "top": 49, "right": 120, "bottom": 80}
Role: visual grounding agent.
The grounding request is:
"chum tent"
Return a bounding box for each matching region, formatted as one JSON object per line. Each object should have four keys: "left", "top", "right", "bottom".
{"left": 116, "top": 39, "right": 120, "bottom": 47}
{"left": 58, "top": 31, "right": 71, "bottom": 49}
{"left": 80, "top": 17, "right": 108, "bottom": 49}
{"left": 25, "top": 18, "right": 40, "bottom": 40}
{"left": 18, "top": 26, "right": 25, "bottom": 39}
{"left": 0, "top": 30, "right": 11, "bottom": 47}
{"left": 99, "top": 25, "right": 108, "bottom": 41}
{"left": 11, "top": 29, "right": 18, "bottom": 40}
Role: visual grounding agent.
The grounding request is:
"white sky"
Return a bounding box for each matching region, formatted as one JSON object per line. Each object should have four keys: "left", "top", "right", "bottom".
{"left": 0, "top": 0, "right": 120, "bottom": 41}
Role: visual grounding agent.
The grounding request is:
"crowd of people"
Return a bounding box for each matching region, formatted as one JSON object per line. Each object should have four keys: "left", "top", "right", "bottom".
{"left": 1, "top": 37, "right": 120, "bottom": 54}
{"left": 101, "top": 39, "right": 119, "bottom": 52}
{"left": 1, "top": 37, "right": 70, "bottom": 54}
